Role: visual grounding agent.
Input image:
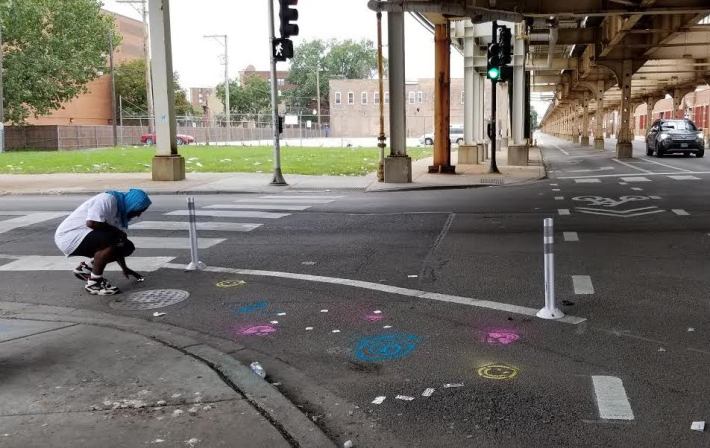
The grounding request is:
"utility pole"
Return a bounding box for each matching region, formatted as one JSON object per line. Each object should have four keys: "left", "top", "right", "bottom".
{"left": 117, "top": 0, "right": 155, "bottom": 133}
{"left": 268, "top": 0, "right": 286, "bottom": 185}
{"left": 203, "top": 34, "right": 229, "bottom": 127}
{"left": 108, "top": 31, "right": 118, "bottom": 147}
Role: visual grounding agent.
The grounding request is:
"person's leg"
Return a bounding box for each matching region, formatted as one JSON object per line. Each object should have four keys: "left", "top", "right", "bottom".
{"left": 91, "top": 245, "right": 116, "bottom": 277}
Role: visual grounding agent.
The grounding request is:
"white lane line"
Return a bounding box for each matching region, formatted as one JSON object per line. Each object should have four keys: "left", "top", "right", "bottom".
{"left": 205, "top": 204, "right": 311, "bottom": 211}
{"left": 667, "top": 175, "right": 700, "bottom": 180}
{"left": 618, "top": 182, "right": 627, "bottom": 185}
{"left": 572, "top": 275, "right": 594, "bottom": 294}
{"left": 672, "top": 209, "right": 690, "bottom": 216}
{"left": 592, "top": 376, "right": 634, "bottom": 421}
{"left": 552, "top": 144, "right": 570, "bottom": 156}
{"left": 132, "top": 221, "right": 262, "bottom": 232}
{"left": 648, "top": 195, "right": 661, "bottom": 200}
{"left": 258, "top": 195, "right": 342, "bottom": 200}
{"left": 550, "top": 183, "right": 559, "bottom": 186}
{"left": 0, "top": 211, "right": 69, "bottom": 216}
{"left": 131, "top": 237, "right": 225, "bottom": 249}
{"left": 162, "top": 263, "right": 587, "bottom": 325}
{"left": 620, "top": 177, "right": 651, "bottom": 183}
{"left": 0, "top": 256, "right": 174, "bottom": 272}
{"left": 640, "top": 158, "right": 692, "bottom": 173}
{"left": 611, "top": 158, "right": 652, "bottom": 173}
{"left": 555, "top": 196, "right": 565, "bottom": 201}
{"left": 563, "top": 232, "right": 579, "bottom": 242}
{"left": 558, "top": 209, "right": 571, "bottom": 216}
{"left": 558, "top": 170, "right": 710, "bottom": 179}
{"left": 630, "top": 187, "right": 643, "bottom": 191}
{"left": 0, "top": 212, "right": 69, "bottom": 234}
{"left": 552, "top": 188, "right": 561, "bottom": 192}
{"left": 165, "top": 210, "right": 290, "bottom": 219}
{"left": 575, "top": 178, "right": 601, "bottom": 184}
{"left": 371, "top": 396, "right": 386, "bottom": 405}
{"left": 241, "top": 198, "right": 335, "bottom": 204}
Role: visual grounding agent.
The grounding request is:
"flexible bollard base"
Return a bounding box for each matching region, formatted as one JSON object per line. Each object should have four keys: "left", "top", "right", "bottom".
{"left": 185, "top": 261, "right": 206, "bottom": 271}
{"left": 536, "top": 307, "right": 565, "bottom": 320}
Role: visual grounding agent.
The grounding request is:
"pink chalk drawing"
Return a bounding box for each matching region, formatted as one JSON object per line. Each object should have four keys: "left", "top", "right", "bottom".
{"left": 365, "top": 313, "right": 384, "bottom": 322}
{"left": 484, "top": 329, "right": 520, "bottom": 345}
{"left": 238, "top": 325, "right": 277, "bottom": 336}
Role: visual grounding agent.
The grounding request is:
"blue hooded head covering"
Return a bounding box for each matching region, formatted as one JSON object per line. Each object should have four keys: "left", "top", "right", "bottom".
{"left": 106, "top": 189, "right": 152, "bottom": 228}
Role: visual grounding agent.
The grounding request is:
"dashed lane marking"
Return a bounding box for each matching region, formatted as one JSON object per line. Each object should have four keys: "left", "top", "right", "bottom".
{"left": 132, "top": 221, "right": 262, "bottom": 232}
{"left": 563, "top": 232, "right": 579, "bottom": 242}
{"left": 558, "top": 209, "right": 571, "bottom": 215}
{"left": 256, "top": 195, "right": 342, "bottom": 200}
{"left": 552, "top": 144, "right": 570, "bottom": 156}
{"left": 555, "top": 196, "right": 564, "bottom": 201}
{"left": 648, "top": 195, "right": 661, "bottom": 200}
{"left": 641, "top": 158, "right": 692, "bottom": 173}
{"left": 620, "top": 177, "right": 651, "bottom": 183}
{"left": 630, "top": 187, "right": 643, "bottom": 191}
{"left": 667, "top": 175, "right": 700, "bottom": 180}
{"left": 574, "top": 179, "right": 601, "bottom": 184}
{"left": 592, "top": 376, "right": 634, "bottom": 421}
{"left": 0, "top": 256, "right": 174, "bottom": 272}
{"left": 162, "top": 263, "right": 587, "bottom": 324}
{"left": 672, "top": 209, "right": 690, "bottom": 216}
{"left": 204, "top": 204, "right": 311, "bottom": 211}
{"left": 552, "top": 188, "right": 561, "bottom": 192}
{"left": 165, "top": 210, "right": 290, "bottom": 219}
{"left": 611, "top": 158, "right": 652, "bottom": 173}
{"left": 572, "top": 275, "right": 594, "bottom": 294}
{"left": 237, "top": 198, "right": 336, "bottom": 204}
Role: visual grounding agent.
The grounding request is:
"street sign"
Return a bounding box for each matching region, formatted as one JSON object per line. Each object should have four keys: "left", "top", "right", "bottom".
{"left": 273, "top": 38, "right": 293, "bottom": 62}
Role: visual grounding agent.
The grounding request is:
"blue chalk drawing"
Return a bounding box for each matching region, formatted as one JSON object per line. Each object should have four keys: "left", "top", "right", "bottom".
{"left": 354, "top": 333, "right": 421, "bottom": 362}
{"left": 234, "top": 301, "right": 269, "bottom": 315}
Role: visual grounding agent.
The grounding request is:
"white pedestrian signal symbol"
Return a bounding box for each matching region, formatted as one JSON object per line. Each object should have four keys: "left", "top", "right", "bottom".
{"left": 275, "top": 42, "right": 283, "bottom": 57}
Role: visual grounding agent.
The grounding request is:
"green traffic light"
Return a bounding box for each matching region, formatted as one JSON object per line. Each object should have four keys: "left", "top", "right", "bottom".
{"left": 488, "top": 67, "right": 500, "bottom": 80}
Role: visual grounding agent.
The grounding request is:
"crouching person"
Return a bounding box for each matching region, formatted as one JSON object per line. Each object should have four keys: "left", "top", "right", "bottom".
{"left": 54, "top": 189, "right": 152, "bottom": 295}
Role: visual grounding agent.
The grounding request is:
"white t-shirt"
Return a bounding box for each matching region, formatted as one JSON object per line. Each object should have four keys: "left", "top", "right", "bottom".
{"left": 54, "top": 193, "right": 126, "bottom": 256}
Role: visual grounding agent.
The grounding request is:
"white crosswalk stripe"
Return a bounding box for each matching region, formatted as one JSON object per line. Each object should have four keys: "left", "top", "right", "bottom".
{"left": 165, "top": 210, "right": 291, "bottom": 219}
{"left": 236, "top": 198, "right": 336, "bottom": 204}
{"left": 204, "top": 204, "right": 311, "bottom": 211}
{"left": 132, "top": 221, "right": 262, "bottom": 232}
{"left": 0, "top": 256, "right": 174, "bottom": 272}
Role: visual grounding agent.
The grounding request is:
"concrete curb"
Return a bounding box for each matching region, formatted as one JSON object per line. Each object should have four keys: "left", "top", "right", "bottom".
{"left": 0, "top": 301, "right": 335, "bottom": 448}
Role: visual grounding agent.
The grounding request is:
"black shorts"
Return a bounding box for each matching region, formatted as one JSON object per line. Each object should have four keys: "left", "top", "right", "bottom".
{"left": 70, "top": 229, "right": 135, "bottom": 258}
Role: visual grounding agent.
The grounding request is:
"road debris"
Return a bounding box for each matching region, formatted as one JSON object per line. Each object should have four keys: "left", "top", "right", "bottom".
{"left": 250, "top": 361, "right": 266, "bottom": 378}
{"left": 395, "top": 395, "right": 415, "bottom": 401}
{"left": 444, "top": 383, "right": 464, "bottom": 388}
{"left": 152, "top": 312, "right": 166, "bottom": 317}
{"left": 691, "top": 421, "right": 705, "bottom": 432}
{"left": 422, "top": 388, "right": 435, "bottom": 397}
{"left": 371, "top": 396, "right": 386, "bottom": 405}
{"left": 172, "top": 409, "right": 184, "bottom": 417}
{"left": 343, "top": 440, "right": 354, "bottom": 448}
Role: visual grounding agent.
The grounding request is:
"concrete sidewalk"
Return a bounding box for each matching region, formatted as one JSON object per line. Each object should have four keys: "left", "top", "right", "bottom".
{"left": 0, "top": 302, "right": 334, "bottom": 448}
{"left": 0, "top": 147, "right": 545, "bottom": 195}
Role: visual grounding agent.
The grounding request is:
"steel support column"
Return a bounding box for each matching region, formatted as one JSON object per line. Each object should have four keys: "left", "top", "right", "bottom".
{"left": 616, "top": 60, "right": 633, "bottom": 158}
{"left": 581, "top": 92, "right": 590, "bottom": 146}
{"left": 512, "top": 22, "right": 525, "bottom": 145}
{"left": 594, "top": 80, "right": 604, "bottom": 150}
{"left": 148, "top": 0, "right": 184, "bottom": 181}
{"left": 431, "top": 23, "right": 455, "bottom": 173}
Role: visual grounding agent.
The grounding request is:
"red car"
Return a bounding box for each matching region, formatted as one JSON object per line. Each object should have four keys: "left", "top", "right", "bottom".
{"left": 140, "top": 133, "right": 195, "bottom": 145}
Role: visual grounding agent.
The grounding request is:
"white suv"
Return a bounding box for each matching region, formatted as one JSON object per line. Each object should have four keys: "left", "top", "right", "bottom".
{"left": 419, "top": 124, "right": 465, "bottom": 145}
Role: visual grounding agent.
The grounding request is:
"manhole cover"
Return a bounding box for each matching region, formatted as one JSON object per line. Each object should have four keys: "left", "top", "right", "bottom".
{"left": 109, "top": 289, "right": 190, "bottom": 310}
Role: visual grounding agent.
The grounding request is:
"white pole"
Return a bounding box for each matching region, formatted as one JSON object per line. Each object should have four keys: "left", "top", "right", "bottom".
{"left": 537, "top": 218, "right": 564, "bottom": 319}
{"left": 185, "top": 197, "right": 206, "bottom": 271}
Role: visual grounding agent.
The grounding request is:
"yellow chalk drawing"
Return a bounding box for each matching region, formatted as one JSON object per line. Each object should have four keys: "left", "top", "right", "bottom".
{"left": 216, "top": 279, "right": 246, "bottom": 288}
{"left": 477, "top": 363, "right": 519, "bottom": 380}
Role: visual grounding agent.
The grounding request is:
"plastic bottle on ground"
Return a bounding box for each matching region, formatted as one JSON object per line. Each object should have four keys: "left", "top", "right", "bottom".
{"left": 250, "top": 361, "right": 266, "bottom": 378}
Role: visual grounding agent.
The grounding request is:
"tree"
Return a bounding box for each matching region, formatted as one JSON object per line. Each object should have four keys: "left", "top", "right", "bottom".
{"left": 530, "top": 109, "right": 539, "bottom": 130}
{"left": 1, "top": 0, "right": 120, "bottom": 123}
{"left": 215, "top": 75, "right": 271, "bottom": 121}
{"left": 114, "top": 59, "right": 193, "bottom": 116}
{"left": 284, "top": 39, "right": 380, "bottom": 115}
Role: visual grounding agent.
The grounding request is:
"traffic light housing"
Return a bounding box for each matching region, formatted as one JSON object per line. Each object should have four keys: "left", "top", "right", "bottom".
{"left": 486, "top": 42, "right": 501, "bottom": 80}
{"left": 279, "top": 0, "right": 299, "bottom": 38}
{"left": 498, "top": 26, "right": 512, "bottom": 65}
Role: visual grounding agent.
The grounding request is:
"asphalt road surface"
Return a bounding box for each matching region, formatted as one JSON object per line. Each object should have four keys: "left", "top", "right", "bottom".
{"left": 1, "top": 134, "right": 709, "bottom": 447}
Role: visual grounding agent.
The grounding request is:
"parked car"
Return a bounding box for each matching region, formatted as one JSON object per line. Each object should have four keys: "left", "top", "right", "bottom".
{"left": 419, "top": 124, "right": 465, "bottom": 145}
{"left": 645, "top": 119, "right": 704, "bottom": 157}
{"left": 140, "top": 133, "right": 195, "bottom": 145}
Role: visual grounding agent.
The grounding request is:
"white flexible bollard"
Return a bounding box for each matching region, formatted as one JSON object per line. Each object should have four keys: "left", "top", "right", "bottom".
{"left": 537, "top": 218, "right": 564, "bottom": 319}
{"left": 185, "top": 197, "right": 206, "bottom": 271}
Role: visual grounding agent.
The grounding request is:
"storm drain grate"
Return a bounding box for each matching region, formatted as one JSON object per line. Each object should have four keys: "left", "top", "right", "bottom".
{"left": 480, "top": 177, "right": 504, "bottom": 185}
{"left": 109, "top": 289, "right": 190, "bottom": 310}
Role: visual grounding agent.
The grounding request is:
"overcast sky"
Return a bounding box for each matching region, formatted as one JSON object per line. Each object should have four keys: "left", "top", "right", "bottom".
{"left": 102, "top": 0, "right": 464, "bottom": 88}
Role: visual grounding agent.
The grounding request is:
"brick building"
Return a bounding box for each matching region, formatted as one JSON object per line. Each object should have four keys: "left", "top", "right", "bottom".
{"left": 633, "top": 86, "right": 710, "bottom": 136}
{"left": 329, "top": 78, "right": 477, "bottom": 138}
{"left": 26, "top": 11, "right": 144, "bottom": 126}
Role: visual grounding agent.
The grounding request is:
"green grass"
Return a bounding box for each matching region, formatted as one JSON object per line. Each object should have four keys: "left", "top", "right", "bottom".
{"left": 0, "top": 145, "right": 433, "bottom": 176}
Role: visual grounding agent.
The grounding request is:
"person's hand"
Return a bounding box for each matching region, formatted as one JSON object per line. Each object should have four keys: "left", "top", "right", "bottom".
{"left": 123, "top": 268, "right": 144, "bottom": 282}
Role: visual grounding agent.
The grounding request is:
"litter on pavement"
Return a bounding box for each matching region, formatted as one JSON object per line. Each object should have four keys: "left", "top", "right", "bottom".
{"left": 395, "top": 395, "right": 415, "bottom": 401}
{"left": 422, "top": 388, "right": 435, "bottom": 397}
{"left": 152, "top": 312, "right": 166, "bottom": 317}
{"left": 691, "top": 421, "right": 705, "bottom": 432}
{"left": 444, "top": 383, "right": 464, "bottom": 388}
{"left": 371, "top": 396, "right": 386, "bottom": 405}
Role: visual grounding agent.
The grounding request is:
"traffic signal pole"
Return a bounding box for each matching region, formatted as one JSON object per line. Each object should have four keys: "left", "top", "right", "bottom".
{"left": 268, "top": 0, "right": 287, "bottom": 185}
{"left": 488, "top": 21, "right": 500, "bottom": 174}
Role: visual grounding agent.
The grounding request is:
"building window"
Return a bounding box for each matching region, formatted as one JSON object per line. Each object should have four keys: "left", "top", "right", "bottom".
{"left": 335, "top": 92, "right": 342, "bottom": 105}
{"left": 374, "top": 92, "right": 380, "bottom": 104}
{"left": 385, "top": 91, "right": 389, "bottom": 104}
{"left": 277, "top": 78, "right": 285, "bottom": 86}
{"left": 460, "top": 91, "right": 465, "bottom": 104}
{"left": 361, "top": 92, "right": 368, "bottom": 105}
{"left": 408, "top": 91, "right": 416, "bottom": 104}
{"left": 347, "top": 92, "right": 354, "bottom": 105}
{"left": 417, "top": 91, "right": 423, "bottom": 104}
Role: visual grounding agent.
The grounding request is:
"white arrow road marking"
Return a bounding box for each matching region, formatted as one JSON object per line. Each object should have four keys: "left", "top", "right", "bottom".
{"left": 572, "top": 275, "right": 594, "bottom": 294}
{"left": 575, "top": 206, "right": 659, "bottom": 214}
{"left": 592, "top": 376, "right": 634, "bottom": 420}
{"left": 575, "top": 206, "right": 665, "bottom": 218}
